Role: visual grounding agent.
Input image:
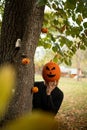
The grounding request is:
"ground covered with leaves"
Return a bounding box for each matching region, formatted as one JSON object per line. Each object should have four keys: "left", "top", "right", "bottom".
{"left": 55, "top": 78, "right": 87, "bottom": 130}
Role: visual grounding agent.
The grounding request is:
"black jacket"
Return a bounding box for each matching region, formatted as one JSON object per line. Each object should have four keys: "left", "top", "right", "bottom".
{"left": 32, "top": 81, "right": 64, "bottom": 115}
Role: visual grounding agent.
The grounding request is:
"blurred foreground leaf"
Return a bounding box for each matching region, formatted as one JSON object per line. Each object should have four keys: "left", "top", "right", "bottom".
{"left": 0, "top": 64, "right": 16, "bottom": 118}
{"left": 3, "top": 111, "right": 59, "bottom": 130}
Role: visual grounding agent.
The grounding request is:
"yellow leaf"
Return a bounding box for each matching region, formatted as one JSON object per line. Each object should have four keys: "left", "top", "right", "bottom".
{"left": 0, "top": 64, "right": 16, "bottom": 117}
{"left": 3, "top": 111, "right": 58, "bottom": 130}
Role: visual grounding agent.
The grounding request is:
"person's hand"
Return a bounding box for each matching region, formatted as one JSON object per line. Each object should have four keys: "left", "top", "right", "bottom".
{"left": 45, "top": 81, "right": 58, "bottom": 95}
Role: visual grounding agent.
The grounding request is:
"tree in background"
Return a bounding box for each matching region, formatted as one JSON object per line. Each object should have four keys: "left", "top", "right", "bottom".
{"left": 39, "top": 0, "right": 87, "bottom": 65}
{"left": 0, "top": 0, "right": 87, "bottom": 125}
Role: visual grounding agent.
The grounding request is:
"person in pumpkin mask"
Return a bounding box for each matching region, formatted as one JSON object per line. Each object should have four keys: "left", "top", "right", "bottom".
{"left": 32, "top": 61, "right": 64, "bottom": 116}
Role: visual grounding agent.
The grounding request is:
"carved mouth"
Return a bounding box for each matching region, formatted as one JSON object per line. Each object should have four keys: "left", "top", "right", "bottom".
{"left": 47, "top": 74, "right": 56, "bottom": 78}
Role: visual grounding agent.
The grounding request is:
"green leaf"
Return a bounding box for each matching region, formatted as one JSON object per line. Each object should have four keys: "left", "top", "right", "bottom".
{"left": 72, "top": 13, "right": 75, "bottom": 21}
{"left": 53, "top": 56, "right": 58, "bottom": 63}
{"left": 52, "top": 3, "right": 57, "bottom": 10}
{"left": 52, "top": 46, "right": 58, "bottom": 52}
{"left": 83, "top": 22, "right": 87, "bottom": 28}
{"left": 50, "top": 34, "right": 56, "bottom": 42}
{"left": 59, "top": 37, "right": 66, "bottom": 47}
{"left": 81, "top": 35, "right": 87, "bottom": 47}
{"left": 71, "top": 46, "right": 77, "bottom": 53}
{"left": 53, "top": 19, "right": 58, "bottom": 25}
{"left": 59, "top": 37, "right": 73, "bottom": 48}
{"left": 66, "top": 40, "right": 73, "bottom": 48}
{"left": 64, "top": 58, "right": 72, "bottom": 66}
{"left": 64, "top": 0, "right": 77, "bottom": 10}
{"left": 68, "top": 50, "right": 74, "bottom": 57}
{"left": 80, "top": 44, "right": 86, "bottom": 50}
{"left": 36, "top": 0, "right": 47, "bottom": 6}
{"left": 44, "top": 43, "right": 51, "bottom": 49}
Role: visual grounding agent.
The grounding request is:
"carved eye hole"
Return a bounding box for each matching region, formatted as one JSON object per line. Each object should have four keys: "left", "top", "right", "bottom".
{"left": 51, "top": 67, "right": 55, "bottom": 70}
{"left": 46, "top": 66, "right": 50, "bottom": 70}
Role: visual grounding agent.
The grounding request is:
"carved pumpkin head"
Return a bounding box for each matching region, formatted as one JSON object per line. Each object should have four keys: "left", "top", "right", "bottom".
{"left": 42, "top": 61, "right": 61, "bottom": 82}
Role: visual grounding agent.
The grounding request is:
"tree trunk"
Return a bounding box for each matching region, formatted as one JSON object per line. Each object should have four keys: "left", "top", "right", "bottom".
{"left": 0, "top": 0, "right": 45, "bottom": 123}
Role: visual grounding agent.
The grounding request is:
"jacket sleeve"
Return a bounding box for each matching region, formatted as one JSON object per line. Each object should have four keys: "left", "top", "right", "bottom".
{"left": 46, "top": 87, "right": 64, "bottom": 115}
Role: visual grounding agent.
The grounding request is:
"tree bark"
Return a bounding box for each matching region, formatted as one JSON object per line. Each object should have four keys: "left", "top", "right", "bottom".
{"left": 0, "top": 0, "right": 45, "bottom": 123}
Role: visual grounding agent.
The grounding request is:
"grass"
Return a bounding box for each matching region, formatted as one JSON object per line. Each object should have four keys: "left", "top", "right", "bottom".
{"left": 56, "top": 77, "right": 87, "bottom": 130}
{"left": 35, "top": 75, "right": 87, "bottom": 130}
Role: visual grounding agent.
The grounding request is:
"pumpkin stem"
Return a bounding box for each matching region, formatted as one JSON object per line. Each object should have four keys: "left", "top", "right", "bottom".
{"left": 50, "top": 59, "right": 53, "bottom": 62}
